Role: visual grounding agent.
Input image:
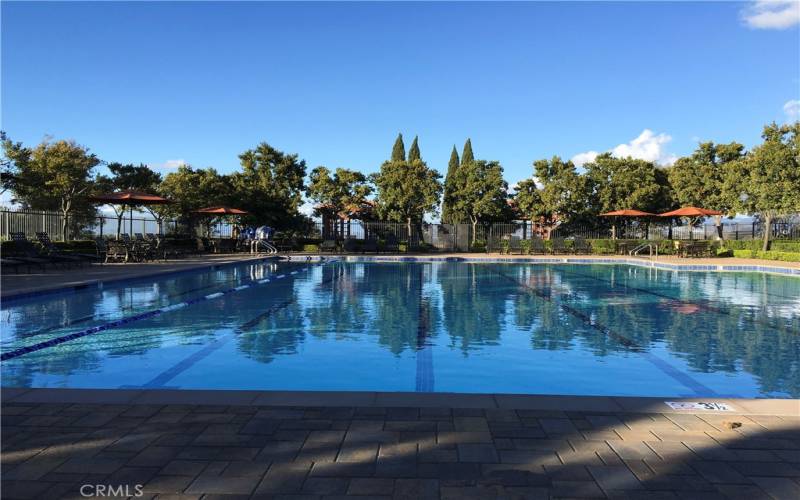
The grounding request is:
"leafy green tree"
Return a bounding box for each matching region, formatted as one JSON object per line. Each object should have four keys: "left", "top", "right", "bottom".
{"left": 452, "top": 160, "right": 509, "bottom": 243}
{"left": 441, "top": 146, "right": 461, "bottom": 224}
{"left": 307, "top": 166, "right": 373, "bottom": 236}
{"left": 727, "top": 122, "right": 800, "bottom": 251}
{"left": 391, "top": 133, "right": 406, "bottom": 162}
{"left": 515, "top": 156, "right": 589, "bottom": 235}
{"left": 408, "top": 136, "right": 421, "bottom": 162}
{"left": 96, "top": 162, "right": 162, "bottom": 238}
{"left": 461, "top": 138, "right": 474, "bottom": 165}
{"left": 585, "top": 154, "right": 672, "bottom": 216}
{"left": 5, "top": 138, "right": 100, "bottom": 240}
{"left": 373, "top": 137, "right": 442, "bottom": 240}
{"left": 667, "top": 142, "right": 745, "bottom": 238}
{"left": 233, "top": 142, "right": 307, "bottom": 229}
{"left": 159, "top": 164, "right": 231, "bottom": 234}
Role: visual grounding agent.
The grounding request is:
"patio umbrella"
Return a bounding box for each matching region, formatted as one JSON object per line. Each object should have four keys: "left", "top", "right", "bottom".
{"left": 193, "top": 207, "right": 249, "bottom": 238}
{"left": 192, "top": 206, "right": 249, "bottom": 215}
{"left": 89, "top": 190, "right": 172, "bottom": 238}
{"left": 600, "top": 209, "right": 656, "bottom": 239}
{"left": 659, "top": 206, "right": 723, "bottom": 240}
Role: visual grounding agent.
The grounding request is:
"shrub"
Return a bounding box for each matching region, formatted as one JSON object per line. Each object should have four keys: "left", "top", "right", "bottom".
{"left": 302, "top": 244, "right": 320, "bottom": 252}
{"left": 470, "top": 240, "right": 487, "bottom": 253}
{"left": 732, "top": 249, "right": 800, "bottom": 262}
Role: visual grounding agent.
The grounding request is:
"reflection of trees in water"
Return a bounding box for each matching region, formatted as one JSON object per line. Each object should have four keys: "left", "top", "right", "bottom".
{"left": 1, "top": 344, "right": 102, "bottom": 387}
{"left": 438, "top": 263, "right": 510, "bottom": 354}
{"left": 303, "top": 264, "right": 370, "bottom": 343}
{"left": 236, "top": 300, "right": 306, "bottom": 364}
{"left": 363, "top": 264, "right": 423, "bottom": 355}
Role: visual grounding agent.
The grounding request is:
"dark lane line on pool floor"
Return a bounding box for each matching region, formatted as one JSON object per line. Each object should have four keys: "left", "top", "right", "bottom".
{"left": 415, "top": 266, "right": 434, "bottom": 393}
{"left": 0, "top": 263, "right": 322, "bottom": 362}
{"left": 135, "top": 263, "right": 343, "bottom": 389}
{"left": 494, "top": 270, "right": 719, "bottom": 397}
{"left": 558, "top": 268, "right": 799, "bottom": 334}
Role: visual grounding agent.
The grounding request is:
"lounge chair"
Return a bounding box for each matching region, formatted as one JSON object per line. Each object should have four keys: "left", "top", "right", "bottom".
{"left": 94, "top": 237, "right": 108, "bottom": 262}
{"left": 105, "top": 239, "right": 131, "bottom": 262}
{"left": 362, "top": 239, "right": 379, "bottom": 254}
{"left": 550, "top": 238, "right": 567, "bottom": 255}
{"left": 342, "top": 239, "right": 359, "bottom": 253}
{"left": 320, "top": 239, "right": 338, "bottom": 253}
{"left": 573, "top": 237, "right": 591, "bottom": 255}
{"left": 9, "top": 232, "right": 71, "bottom": 269}
{"left": 529, "top": 238, "right": 547, "bottom": 255}
{"left": 36, "top": 232, "right": 98, "bottom": 263}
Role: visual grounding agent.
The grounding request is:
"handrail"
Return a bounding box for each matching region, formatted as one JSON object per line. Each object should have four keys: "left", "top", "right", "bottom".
{"left": 629, "top": 243, "right": 658, "bottom": 259}
{"left": 255, "top": 240, "right": 278, "bottom": 254}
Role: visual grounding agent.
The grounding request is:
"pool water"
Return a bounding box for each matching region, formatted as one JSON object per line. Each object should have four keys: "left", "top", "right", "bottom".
{"left": 2, "top": 260, "right": 799, "bottom": 398}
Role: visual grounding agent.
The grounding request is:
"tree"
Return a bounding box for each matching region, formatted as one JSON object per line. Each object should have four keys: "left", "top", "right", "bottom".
{"left": 461, "top": 138, "right": 474, "bottom": 165}
{"left": 515, "top": 156, "right": 589, "bottom": 237}
{"left": 391, "top": 133, "right": 406, "bottom": 162}
{"left": 1, "top": 131, "right": 22, "bottom": 195}
{"left": 159, "top": 164, "right": 231, "bottom": 234}
{"left": 441, "top": 146, "right": 461, "bottom": 224}
{"left": 408, "top": 136, "right": 421, "bottom": 162}
{"left": 307, "top": 166, "right": 373, "bottom": 237}
{"left": 451, "top": 160, "right": 509, "bottom": 243}
{"left": 233, "top": 142, "right": 307, "bottom": 229}
{"left": 98, "top": 162, "right": 163, "bottom": 238}
{"left": 667, "top": 142, "right": 745, "bottom": 238}
{"left": 373, "top": 137, "right": 442, "bottom": 240}
{"left": 585, "top": 154, "right": 672, "bottom": 215}
{"left": 6, "top": 138, "right": 100, "bottom": 240}
{"left": 727, "top": 122, "right": 800, "bottom": 251}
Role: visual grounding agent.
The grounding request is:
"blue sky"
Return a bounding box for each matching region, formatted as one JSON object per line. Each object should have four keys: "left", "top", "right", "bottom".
{"left": 3, "top": 1, "right": 799, "bottom": 204}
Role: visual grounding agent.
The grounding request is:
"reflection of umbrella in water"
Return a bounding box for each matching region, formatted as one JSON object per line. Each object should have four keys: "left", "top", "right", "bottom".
{"left": 89, "top": 190, "right": 172, "bottom": 238}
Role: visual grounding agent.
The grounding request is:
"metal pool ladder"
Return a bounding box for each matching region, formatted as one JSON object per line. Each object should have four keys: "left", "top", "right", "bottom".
{"left": 630, "top": 243, "right": 658, "bottom": 259}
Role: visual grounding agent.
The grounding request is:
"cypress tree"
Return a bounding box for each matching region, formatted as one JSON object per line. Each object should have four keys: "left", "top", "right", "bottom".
{"left": 441, "top": 145, "right": 460, "bottom": 223}
{"left": 391, "top": 133, "right": 406, "bottom": 162}
{"left": 408, "top": 136, "right": 421, "bottom": 162}
{"left": 462, "top": 138, "right": 474, "bottom": 165}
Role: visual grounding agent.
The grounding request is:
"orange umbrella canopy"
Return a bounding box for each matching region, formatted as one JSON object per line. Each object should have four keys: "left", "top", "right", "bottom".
{"left": 600, "top": 209, "right": 656, "bottom": 217}
{"left": 659, "top": 206, "right": 722, "bottom": 217}
{"left": 89, "top": 190, "right": 171, "bottom": 205}
{"left": 193, "top": 206, "right": 249, "bottom": 215}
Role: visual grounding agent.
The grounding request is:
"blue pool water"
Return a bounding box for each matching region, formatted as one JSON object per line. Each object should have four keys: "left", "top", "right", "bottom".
{"left": 1, "top": 260, "right": 799, "bottom": 398}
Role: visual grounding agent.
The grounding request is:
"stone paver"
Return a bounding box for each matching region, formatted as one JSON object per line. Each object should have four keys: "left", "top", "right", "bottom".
{"left": 1, "top": 399, "right": 799, "bottom": 499}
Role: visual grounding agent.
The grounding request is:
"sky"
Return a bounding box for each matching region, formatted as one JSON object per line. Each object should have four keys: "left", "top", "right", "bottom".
{"left": 2, "top": 1, "right": 799, "bottom": 214}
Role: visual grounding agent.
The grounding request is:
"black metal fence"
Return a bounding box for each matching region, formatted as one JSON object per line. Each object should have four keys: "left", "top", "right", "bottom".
{"left": 2, "top": 208, "right": 798, "bottom": 247}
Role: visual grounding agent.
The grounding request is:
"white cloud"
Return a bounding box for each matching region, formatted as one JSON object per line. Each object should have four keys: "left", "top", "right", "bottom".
{"left": 784, "top": 99, "right": 800, "bottom": 120}
{"left": 741, "top": 0, "right": 800, "bottom": 30}
{"left": 570, "top": 151, "right": 599, "bottom": 167}
{"left": 571, "top": 129, "right": 677, "bottom": 167}
{"left": 149, "top": 159, "right": 187, "bottom": 170}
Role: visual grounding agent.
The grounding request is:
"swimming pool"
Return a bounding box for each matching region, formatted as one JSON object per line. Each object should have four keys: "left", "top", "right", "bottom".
{"left": 2, "top": 260, "right": 799, "bottom": 398}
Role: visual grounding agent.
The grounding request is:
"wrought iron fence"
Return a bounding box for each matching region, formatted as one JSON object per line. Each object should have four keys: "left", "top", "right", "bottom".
{"left": 2, "top": 208, "right": 798, "bottom": 246}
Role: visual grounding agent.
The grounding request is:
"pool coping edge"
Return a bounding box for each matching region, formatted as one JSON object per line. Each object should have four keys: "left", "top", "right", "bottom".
{"left": 2, "top": 388, "right": 797, "bottom": 417}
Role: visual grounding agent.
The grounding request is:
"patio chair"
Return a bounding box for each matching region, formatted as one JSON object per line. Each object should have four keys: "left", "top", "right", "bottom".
{"left": 507, "top": 237, "right": 524, "bottom": 255}
{"left": 573, "top": 237, "right": 592, "bottom": 255}
{"left": 94, "top": 237, "right": 108, "bottom": 262}
{"left": 320, "top": 239, "right": 338, "bottom": 253}
{"left": 384, "top": 234, "right": 400, "bottom": 253}
{"left": 362, "top": 239, "right": 379, "bottom": 254}
{"left": 8, "top": 232, "right": 71, "bottom": 269}
{"left": 105, "top": 239, "right": 130, "bottom": 263}
{"left": 529, "top": 238, "right": 547, "bottom": 255}
{"left": 342, "top": 239, "right": 359, "bottom": 253}
{"left": 36, "top": 232, "right": 98, "bottom": 263}
{"left": 550, "top": 238, "right": 567, "bottom": 255}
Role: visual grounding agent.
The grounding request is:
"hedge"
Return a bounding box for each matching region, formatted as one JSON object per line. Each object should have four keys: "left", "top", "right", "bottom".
{"left": 732, "top": 249, "right": 800, "bottom": 262}
{"left": 720, "top": 240, "right": 800, "bottom": 253}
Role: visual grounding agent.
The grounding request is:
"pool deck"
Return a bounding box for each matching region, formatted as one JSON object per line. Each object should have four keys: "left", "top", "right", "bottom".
{"left": 2, "top": 253, "right": 798, "bottom": 301}
{"left": 2, "top": 388, "right": 799, "bottom": 499}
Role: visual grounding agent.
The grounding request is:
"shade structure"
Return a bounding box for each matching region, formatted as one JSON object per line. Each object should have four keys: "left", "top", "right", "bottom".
{"left": 659, "top": 206, "right": 723, "bottom": 217}
{"left": 193, "top": 206, "right": 249, "bottom": 215}
{"left": 89, "top": 190, "right": 172, "bottom": 237}
{"left": 600, "top": 209, "right": 656, "bottom": 217}
{"left": 89, "top": 190, "right": 171, "bottom": 205}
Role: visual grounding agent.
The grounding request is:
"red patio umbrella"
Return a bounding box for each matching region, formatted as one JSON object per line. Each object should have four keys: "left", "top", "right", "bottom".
{"left": 193, "top": 206, "right": 249, "bottom": 215}
{"left": 89, "top": 190, "right": 172, "bottom": 237}
{"left": 600, "top": 209, "right": 656, "bottom": 239}
{"left": 659, "top": 206, "right": 723, "bottom": 217}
